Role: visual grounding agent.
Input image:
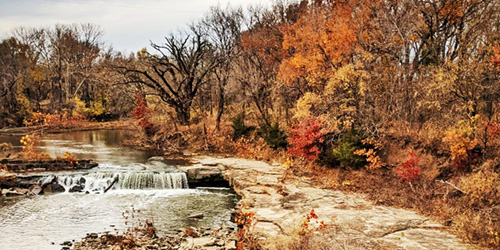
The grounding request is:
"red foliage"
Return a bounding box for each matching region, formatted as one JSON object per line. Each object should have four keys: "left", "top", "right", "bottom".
{"left": 488, "top": 122, "right": 500, "bottom": 139}
{"left": 492, "top": 46, "right": 500, "bottom": 69}
{"left": 299, "top": 209, "right": 327, "bottom": 235}
{"left": 287, "top": 118, "right": 324, "bottom": 160}
{"left": 395, "top": 153, "right": 421, "bottom": 184}
{"left": 132, "top": 92, "right": 153, "bottom": 134}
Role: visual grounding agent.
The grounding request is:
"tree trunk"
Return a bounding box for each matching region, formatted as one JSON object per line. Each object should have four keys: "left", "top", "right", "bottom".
{"left": 175, "top": 105, "right": 191, "bottom": 125}
{"left": 215, "top": 86, "right": 225, "bottom": 131}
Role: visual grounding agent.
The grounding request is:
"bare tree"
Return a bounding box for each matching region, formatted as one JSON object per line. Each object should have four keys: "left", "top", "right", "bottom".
{"left": 201, "top": 5, "right": 243, "bottom": 130}
{"left": 120, "top": 29, "right": 219, "bottom": 125}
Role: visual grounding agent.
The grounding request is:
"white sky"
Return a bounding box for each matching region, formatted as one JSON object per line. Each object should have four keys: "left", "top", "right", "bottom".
{"left": 0, "top": 0, "right": 272, "bottom": 53}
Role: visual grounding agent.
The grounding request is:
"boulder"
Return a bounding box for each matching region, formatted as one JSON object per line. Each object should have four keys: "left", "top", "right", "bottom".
{"left": 43, "top": 183, "right": 65, "bottom": 194}
{"left": 29, "top": 185, "right": 42, "bottom": 195}
{"left": 178, "top": 165, "right": 228, "bottom": 187}
{"left": 147, "top": 156, "right": 165, "bottom": 162}
{"left": 69, "top": 185, "right": 84, "bottom": 193}
{"left": 225, "top": 240, "right": 237, "bottom": 250}
{"left": 0, "top": 173, "right": 17, "bottom": 188}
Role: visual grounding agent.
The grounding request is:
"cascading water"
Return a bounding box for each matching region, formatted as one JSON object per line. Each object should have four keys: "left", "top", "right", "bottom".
{"left": 48, "top": 171, "right": 189, "bottom": 193}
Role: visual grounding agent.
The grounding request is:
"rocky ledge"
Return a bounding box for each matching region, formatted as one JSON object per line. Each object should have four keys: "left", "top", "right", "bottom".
{"left": 72, "top": 156, "right": 477, "bottom": 250}
{"left": 178, "top": 163, "right": 229, "bottom": 188}
{"left": 0, "top": 159, "right": 97, "bottom": 172}
{"left": 0, "top": 159, "right": 98, "bottom": 196}
{"left": 188, "top": 156, "right": 477, "bottom": 250}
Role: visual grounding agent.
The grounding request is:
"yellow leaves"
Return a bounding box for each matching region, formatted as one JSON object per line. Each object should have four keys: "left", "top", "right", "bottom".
{"left": 341, "top": 180, "right": 351, "bottom": 186}
{"left": 136, "top": 47, "right": 149, "bottom": 60}
{"left": 20, "top": 134, "right": 32, "bottom": 146}
{"left": 443, "top": 119, "right": 479, "bottom": 164}
{"left": 17, "top": 133, "right": 51, "bottom": 161}
{"left": 293, "top": 92, "right": 322, "bottom": 120}
{"left": 282, "top": 157, "right": 294, "bottom": 170}
{"left": 30, "top": 66, "right": 46, "bottom": 82}
{"left": 488, "top": 227, "right": 500, "bottom": 246}
{"left": 326, "top": 63, "right": 368, "bottom": 96}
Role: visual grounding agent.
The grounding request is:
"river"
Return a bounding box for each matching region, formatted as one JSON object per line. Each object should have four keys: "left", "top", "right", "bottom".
{"left": 0, "top": 130, "right": 238, "bottom": 250}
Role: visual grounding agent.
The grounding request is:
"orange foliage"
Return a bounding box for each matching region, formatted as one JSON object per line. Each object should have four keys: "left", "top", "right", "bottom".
{"left": 234, "top": 201, "right": 259, "bottom": 250}
{"left": 299, "top": 209, "right": 327, "bottom": 235}
{"left": 23, "top": 111, "right": 85, "bottom": 129}
{"left": 353, "top": 139, "right": 386, "bottom": 169}
{"left": 492, "top": 46, "right": 500, "bottom": 69}
{"left": 63, "top": 151, "right": 78, "bottom": 166}
{"left": 443, "top": 124, "right": 479, "bottom": 171}
{"left": 278, "top": 0, "right": 374, "bottom": 89}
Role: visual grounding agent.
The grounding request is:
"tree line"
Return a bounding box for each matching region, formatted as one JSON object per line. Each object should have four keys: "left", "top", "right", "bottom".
{"left": 2, "top": 0, "right": 500, "bottom": 144}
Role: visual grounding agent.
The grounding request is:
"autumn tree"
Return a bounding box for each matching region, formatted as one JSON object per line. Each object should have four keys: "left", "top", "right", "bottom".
{"left": 278, "top": 0, "right": 376, "bottom": 134}
{"left": 237, "top": 1, "right": 307, "bottom": 126}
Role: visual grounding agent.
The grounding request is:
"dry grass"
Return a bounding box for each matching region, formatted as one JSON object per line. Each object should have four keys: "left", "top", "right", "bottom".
{"left": 133, "top": 115, "right": 500, "bottom": 249}
{"left": 266, "top": 214, "right": 365, "bottom": 250}
{"left": 290, "top": 146, "right": 500, "bottom": 249}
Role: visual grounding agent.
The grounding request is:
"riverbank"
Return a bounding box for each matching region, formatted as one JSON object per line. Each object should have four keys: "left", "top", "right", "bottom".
{"left": 0, "top": 119, "right": 132, "bottom": 136}
{"left": 74, "top": 155, "right": 477, "bottom": 250}
{"left": 43, "top": 123, "right": 481, "bottom": 249}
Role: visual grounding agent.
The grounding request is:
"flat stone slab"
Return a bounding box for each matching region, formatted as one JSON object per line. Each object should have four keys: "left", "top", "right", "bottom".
{"left": 190, "top": 156, "right": 478, "bottom": 250}
{"left": 0, "top": 159, "right": 98, "bottom": 172}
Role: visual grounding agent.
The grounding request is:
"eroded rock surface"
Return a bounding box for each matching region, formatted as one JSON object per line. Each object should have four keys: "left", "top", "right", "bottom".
{"left": 191, "top": 156, "right": 477, "bottom": 250}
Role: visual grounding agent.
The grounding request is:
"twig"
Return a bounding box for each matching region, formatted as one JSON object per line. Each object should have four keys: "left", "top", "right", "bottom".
{"left": 436, "top": 179, "right": 467, "bottom": 194}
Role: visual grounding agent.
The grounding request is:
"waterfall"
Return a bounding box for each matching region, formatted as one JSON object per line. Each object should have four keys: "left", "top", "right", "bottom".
{"left": 46, "top": 171, "right": 189, "bottom": 193}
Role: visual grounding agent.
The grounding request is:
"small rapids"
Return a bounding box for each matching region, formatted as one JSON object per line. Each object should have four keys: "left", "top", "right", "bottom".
{"left": 42, "top": 171, "right": 189, "bottom": 193}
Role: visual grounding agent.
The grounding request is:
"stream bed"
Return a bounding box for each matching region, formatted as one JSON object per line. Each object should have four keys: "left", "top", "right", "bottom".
{"left": 0, "top": 130, "right": 238, "bottom": 250}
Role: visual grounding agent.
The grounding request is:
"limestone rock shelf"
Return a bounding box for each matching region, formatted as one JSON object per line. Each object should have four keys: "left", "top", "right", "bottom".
{"left": 0, "top": 159, "right": 98, "bottom": 172}
{"left": 186, "top": 156, "right": 477, "bottom": 250}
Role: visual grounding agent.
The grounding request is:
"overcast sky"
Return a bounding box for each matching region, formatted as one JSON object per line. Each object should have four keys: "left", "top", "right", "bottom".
{"left": 0, "top": 0, "right": 272, "bottom": 53}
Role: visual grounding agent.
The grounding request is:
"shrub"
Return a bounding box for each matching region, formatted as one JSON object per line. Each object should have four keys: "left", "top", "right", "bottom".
{"left": 287, "top": 118, "right": 324, "bottom": 160}
{"left": 132, "top": 92, "right": 155, "bottom": 136}
{"left": 394, "top": 153, "right": 421, "bottom": 184}
{"left": 353, "top": 139, "right": 386, "bottom": 169}
{"left": 231, "top": 115, "right": 254, "bottom": 141}
{"left": 443, "top": 121, "right": 480, "bottom": 172}
{"left": 62, "top": 151, "right": 78, "bottom": 166}
{"left": 17, "top": 134, "right": 51, "bottom": 160}
{"left": 332, "top": 129, "right": 366, "bottom": 169}
{"left": 258, "top": 123, "right": 288, "bottom": 150}
{"left": 234, "top": 201, "right": 259, "bottom": 250}
{"left": 459, "top": 170, "right": 500, "bottom": 207}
